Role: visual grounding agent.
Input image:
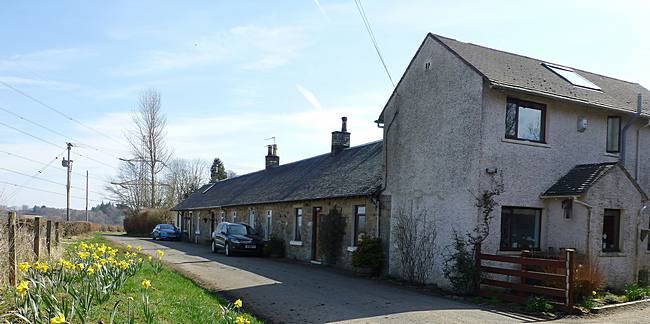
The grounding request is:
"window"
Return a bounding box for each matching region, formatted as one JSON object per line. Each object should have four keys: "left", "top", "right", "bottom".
{"left": 603, "top": 209, "right": 621, "bottom": 252}
{"left": 542, "top": 62, "right": 601, "bottom": 90}
{"left": 500, "top": 207, "right": 542, "bottom": 251}
{"left": 354, "top": 205, "right": 367, "bottom": 245}
{"left": 505, "top": 98, "right": 546, "bottom": 143}
{"left": 606, "top": 116, "right": 621, "bottom": 153}
{"left": 294, "top": 208, "right": 303, "bottom": 241}
{"left": 266, "top": 210, "right": 272, "bottom": 240}
{"left": 220, "top": 211, "right": 225, "bottom": 222}
{"left": 249, "top": 209, "right": 255, "bottom": 227}
{"left": 231, "top": 210, "right": 237, "bottom": 223}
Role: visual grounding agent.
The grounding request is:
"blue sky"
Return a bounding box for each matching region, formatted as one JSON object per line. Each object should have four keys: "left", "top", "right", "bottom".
{"left": 1, "top": 0, "right": 649, "bottom": 209}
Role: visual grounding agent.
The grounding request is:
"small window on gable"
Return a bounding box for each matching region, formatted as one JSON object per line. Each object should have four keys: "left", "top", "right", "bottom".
{"left": 542, "top": 63, "right": 602, "bottom": 91}
{"left": 505, "top": 97, "right": 546, "bottom": 143}
{"left": 606, "top": 116, "right": 621, "bottom": 153}
{"left": 603, "top": 209, "right": 621, "bottom": 252}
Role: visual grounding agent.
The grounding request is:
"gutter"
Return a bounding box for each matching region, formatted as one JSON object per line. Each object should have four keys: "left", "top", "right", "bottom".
{"left": 621, "top": 94, "right": 643, "bottom": 166}
{"left": 574, "top": 199, "right": 594, "bottom": 261}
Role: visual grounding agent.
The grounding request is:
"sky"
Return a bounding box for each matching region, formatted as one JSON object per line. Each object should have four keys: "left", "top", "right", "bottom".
{"left": 1, "top": 0, "right": 649, "bottom": 210}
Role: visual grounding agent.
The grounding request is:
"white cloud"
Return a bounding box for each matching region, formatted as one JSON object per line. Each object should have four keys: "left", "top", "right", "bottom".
{"left": 232, "top": 25, "right": 309, "bottom": 71}
{"left": 296, "top": 84, "right": 323, "bottom": 110}
{"left": 0, "top": 76, "right": 78, "bottom": 90}
{"left": 0, "top": 48, "right": 86, "bottom": 72}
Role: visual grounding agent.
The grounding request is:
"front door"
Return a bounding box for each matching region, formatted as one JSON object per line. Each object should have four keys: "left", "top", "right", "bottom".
{"left": 312, "top": 207, "right": 322, "bottom": 261}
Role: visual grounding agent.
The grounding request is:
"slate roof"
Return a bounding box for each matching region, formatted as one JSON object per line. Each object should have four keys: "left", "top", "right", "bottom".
{"left": 172, "top": 141, "right": 383, "bottom": 211}
{"left": 378, "top": 33, "right": 650, "bottom": 122}
{"left": 540, "top": 162, "right": 644, "bottom": 198}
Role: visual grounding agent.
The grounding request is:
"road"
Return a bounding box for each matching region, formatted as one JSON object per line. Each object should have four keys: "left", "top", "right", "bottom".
{"left": 103, "top": 235, "right": 650, "bottom": 324}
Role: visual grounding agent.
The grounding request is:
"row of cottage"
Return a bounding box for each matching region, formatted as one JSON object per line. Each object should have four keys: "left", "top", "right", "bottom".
{"left": 173, "top": 33, "right": 650, "bottom": 289}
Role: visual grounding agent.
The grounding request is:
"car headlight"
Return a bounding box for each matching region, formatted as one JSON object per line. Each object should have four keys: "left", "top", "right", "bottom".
{"left": 231, "top": 239, "right": 242, "bottom": 244}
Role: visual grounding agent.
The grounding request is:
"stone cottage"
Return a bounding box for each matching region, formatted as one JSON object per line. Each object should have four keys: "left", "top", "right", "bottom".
{"left": 171, "top": 118, "right": 388, "bottom": 269}
{"left": 377, "top": 33, "right": 650, "bottom": 289}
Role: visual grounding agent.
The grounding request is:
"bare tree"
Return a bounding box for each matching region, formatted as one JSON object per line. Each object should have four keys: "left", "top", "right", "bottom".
{"left": 126, "top": 89, "right": 171, "bottom": 208}
{"left": 393, "top": 203, "right": 437, "bottom": 284}
{"left": 106, "top": 161, "right": 148, "bottom": 215}
{"left": 163, "top": 158, "right": 209, "bottom": 207}
{"left": 226, "top": 170, "right": 238, "bottom": 179}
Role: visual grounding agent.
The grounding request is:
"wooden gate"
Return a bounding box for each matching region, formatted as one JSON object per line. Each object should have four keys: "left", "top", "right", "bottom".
{"left": 474, "top": 244, "right": 575, "bottom": 310}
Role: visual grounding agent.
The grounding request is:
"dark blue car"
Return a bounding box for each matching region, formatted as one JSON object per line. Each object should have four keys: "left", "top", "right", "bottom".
{"left": 151, "top": 224, "right": 180, "bottom": 240}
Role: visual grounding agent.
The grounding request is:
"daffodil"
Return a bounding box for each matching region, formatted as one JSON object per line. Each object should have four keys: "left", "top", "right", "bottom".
{"left": 234, "top": 299, "right": 243, "bottom": 308}
{"left": 50, "top": 313, "right": 65, "bottom": 324}
{"left": 126, "top": 244, "right": 132, "bottom": 251}
{"left": 16, "top": 280, "right": 29, "bottom": 296}
{"left": 156, "top": 249, "right": 164, "bottom": 258}
{"left": 141, "top": 279, "right": 151, "bottom": 290}
{"left": 18, "top": 262, "right": 30, "bottom": 272}
{"left": 148, "top": 256, "right": 153, "bottom": 262}
{"left": 76, "top": 263, "right": 85, "bottom": 271}
{"left": 136, "top": 245, "right": 142, "bottom": 252}
{"left": 87, "top": 267, "right": 95, "bottom": 276}
{"left": 592, "top": 290, "right": 597, "bottom": 296}
{"left": 235, "top": 315, "right": 250, "bottom": 324}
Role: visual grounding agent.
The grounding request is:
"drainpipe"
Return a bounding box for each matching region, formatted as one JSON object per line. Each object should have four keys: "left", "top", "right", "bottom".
{"left": 621, "top": 94, "right": 643, "bottom": 166}
{"left": 634, "top": 203, "right": 648, "bottom": 283}
{"left": 574, "top": 199, "right": 594, "bottom": 260}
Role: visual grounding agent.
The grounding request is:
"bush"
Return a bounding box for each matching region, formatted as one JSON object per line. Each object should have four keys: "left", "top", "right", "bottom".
{"left": 351, "top": 237, "right": 384, "bottom": 275}
{"left": 624, "top": 283, "right": 650, "bottom": 301}
{"left": 319, "top": 207, "right": 346, "bottom": 265}
{"left": 573, "top": 256, "right": 604, "bottom": 301}
{"left": 64, "top": 221, "right": 93, "bottom": 236}
{"left": 263, "top": 236, "right": 285, "bottom": 257}
{"left": 123, "top": 209, "right": 172, "bottom": 236}
{"left": 524, "top": 297, "right": 554, "bottom": 313}
{"left": 443, "top": 230, "right": 478, "bottom": 294}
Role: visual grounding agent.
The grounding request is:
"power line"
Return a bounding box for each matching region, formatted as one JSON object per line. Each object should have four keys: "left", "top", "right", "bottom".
{"left": 0, "top": 180, "right": 102, "bottom": 203}
{"left": 0, "top": 105, "right": 127, "bottom": 159}
{"left": 0, "top": 167, "right": 105, "bottom": 196}
{"left": 0, "top": 149, "right": 106, "bottom": 181}
{"left": 353, "top": 0, "right": 395, "bottom": 87}
{"left": 4, "top": 149, "right": 66, "bottom": 201}
{"left": 0, "top": 79, "right": 125, "bottom": 147}
{"left": 0, "top": 120, "right": 63, "bottom": 148}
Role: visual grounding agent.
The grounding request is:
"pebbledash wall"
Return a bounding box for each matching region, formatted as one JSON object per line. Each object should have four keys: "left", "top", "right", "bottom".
{"left": 381, "top": 34, "right": 650, "bottom": 289}
{"left": 177, "top": 195, "right": 386, "bottom": 269}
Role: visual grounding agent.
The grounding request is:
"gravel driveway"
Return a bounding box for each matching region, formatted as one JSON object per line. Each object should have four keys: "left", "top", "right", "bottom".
{"left": 103, "top": 235, "right": 650, "bottom": 324}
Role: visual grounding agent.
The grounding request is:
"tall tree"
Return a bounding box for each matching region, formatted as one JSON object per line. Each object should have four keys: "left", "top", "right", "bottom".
{"left": 164, "top": 158, "right": 209, "bottom": 207}
{"left": 210, "top": 158, "right": 227, "bottom": 182}
{"left": 127, "top": 89, "right": 171, "bottom": 208}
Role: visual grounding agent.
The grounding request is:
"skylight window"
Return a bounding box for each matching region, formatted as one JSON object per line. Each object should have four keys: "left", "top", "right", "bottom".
{"left": 542, "top": 63, "right": 601, "bottom": 91}
{"left": 202, "top": 183, "right": 215, "bottom": 194}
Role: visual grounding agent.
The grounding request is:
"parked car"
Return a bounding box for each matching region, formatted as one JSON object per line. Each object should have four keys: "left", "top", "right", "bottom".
{"left": 211, "top": 222, "right": 265, "bottom": 256}
{"left": 151, "top": 224, "right": 180, "bottom": 240}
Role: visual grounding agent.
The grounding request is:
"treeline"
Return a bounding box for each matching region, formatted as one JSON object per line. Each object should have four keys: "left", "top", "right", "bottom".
{"left": 13, "top": 202, "right": 127, "bottom": 225}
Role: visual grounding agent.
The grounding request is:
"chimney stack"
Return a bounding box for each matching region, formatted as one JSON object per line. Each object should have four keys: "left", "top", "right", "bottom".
{"left": 331, "top": 117, "right": 350, "bottom": 154}
{"left": 265, "top": 144, "right": 279, "bottom": 170}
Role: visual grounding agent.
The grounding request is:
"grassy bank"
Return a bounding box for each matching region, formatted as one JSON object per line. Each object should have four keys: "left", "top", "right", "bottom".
{"left": 1, "top": 233, "right": 260, "bottom": 324}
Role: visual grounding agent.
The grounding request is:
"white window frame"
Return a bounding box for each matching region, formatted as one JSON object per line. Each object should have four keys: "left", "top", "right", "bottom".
{"left": 294, "top": 208, "right": 303, "bottom": 241}
{"left": 232, "top": 210, "right": 237, "bottom": 223}
{"left": 352, "top": 205, "right": 367, "bottom": 246}
{"left": 249, "top": 208, "right": 255, "bottom": 227}
{"left": 220, "top": 211, "right": 225, "bottom": 222}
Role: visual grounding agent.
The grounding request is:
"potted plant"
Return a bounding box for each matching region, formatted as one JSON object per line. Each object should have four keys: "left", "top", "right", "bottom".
{"left": 352, "top": 237, "right": 385, "bottom": 276}
{"left": 264, "top": 235, "right": 285, "bottom": 258}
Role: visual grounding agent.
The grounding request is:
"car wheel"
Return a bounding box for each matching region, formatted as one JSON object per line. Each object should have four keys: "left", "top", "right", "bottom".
{"left": 211, "top": 241, "right": 217, "bottom": 253}
{"left": 152, "top": 234, "right": 156, "bottom": 240}
{"left": 225, "top": 243, "right": 231, "bottom": 257}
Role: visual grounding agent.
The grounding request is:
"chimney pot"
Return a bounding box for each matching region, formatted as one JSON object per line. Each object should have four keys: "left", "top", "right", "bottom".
{"left": 331, "top": 116, "right": 350, "bottom": 154}
{"left": 265, "top": 144, "right": 279, "bottom": 170}
{"left": 341, "top": 117, "right": 348, "bottom": 132}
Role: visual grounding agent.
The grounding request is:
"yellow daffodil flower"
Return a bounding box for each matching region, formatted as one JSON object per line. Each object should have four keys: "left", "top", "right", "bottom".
{"left": 16, "top": 280, "right": 29, "bottom": 296}
{"left": 76, "top": 263, "right": 85, "bottom": 271}
{"left": 87, "top": 267, "right": 95, "bottom": 276}
{"left": 18, "top": 262, "right": 30, "bottom": 272}
{"left": 156, "top": 249, "right": 164, "bottom": 257}
{"left": 50, "top": 313, "right": 65, "bottom": 324}
{"left": 141, "top": 279, "right": 151, "bottom": 290}
{"left": 126, "top": 244, "right": 132, "bottom": 251}
{"left": 148, "top": 256, "right": 153, "bottom": 262}
{"left": 235, "top": 315, "right": 250, "bottom": 324}
{"left": 234, "top": 299, "right": 243, "bottom": 308}
{"left": 136, "top": 245, "right": 142, "bottom": 252}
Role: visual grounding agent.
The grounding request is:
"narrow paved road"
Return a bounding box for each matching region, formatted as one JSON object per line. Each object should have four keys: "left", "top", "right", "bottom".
{"left": 103, "top": 235, "right": 650, "bottom": 323}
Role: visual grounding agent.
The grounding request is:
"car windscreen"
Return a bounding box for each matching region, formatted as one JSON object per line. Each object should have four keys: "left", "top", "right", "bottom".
{"left": 159, "top": 224, "right": 174, "bottom": 230}
{"left": 228, "top": 224, "right": 255, "bottom": 235}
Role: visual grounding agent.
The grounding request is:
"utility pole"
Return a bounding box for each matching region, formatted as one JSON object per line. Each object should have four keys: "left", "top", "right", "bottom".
{"left": 85, "top": 170, "right": 89, "bottom": 222}
{"left": 62, "top": 142, "right": 73, "bottom": 221}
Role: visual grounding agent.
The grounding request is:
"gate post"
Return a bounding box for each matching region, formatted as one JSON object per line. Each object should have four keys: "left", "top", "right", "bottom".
{"left": 8, "top": 212, "right": 17, "bottom": 285}
{"left": 46, "top": 220, "right": 52, "bottom": 255}
{"left": 33, "top": 216, "right": 41, "bottom": 260}
{"left": 474, "top": 243, "right": 481, "bottom": 293}
{"left": 565, "top": 249, "right": 575, "bottom": 308}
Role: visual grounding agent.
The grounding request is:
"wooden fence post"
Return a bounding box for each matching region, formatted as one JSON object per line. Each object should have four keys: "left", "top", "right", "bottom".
{"left": 565, "top": 249, "right": 575, "bottom": 309}
{"left": 8, "top": 212, "right": 17, "bottom": 286}
{"left": 33, "top": 216, "right": 41, "bottom": 260}
{"left": 55, "top": 222, "right": 60, "bottom": 245}
{"left": 46, "top": 220, "right": 52, "bottom": 255}
{"left": 474, "top": 243, "right": 481, "bottom": 293}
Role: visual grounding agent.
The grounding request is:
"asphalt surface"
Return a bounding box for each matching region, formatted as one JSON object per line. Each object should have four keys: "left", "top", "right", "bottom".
{"left": 103, "top": 235, "right": 650, "bottom": 324}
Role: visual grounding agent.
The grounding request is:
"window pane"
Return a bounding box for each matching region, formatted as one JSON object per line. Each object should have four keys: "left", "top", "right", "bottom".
{"left": 517, "top": 106, "right": 542, "bottom": 141}
{"left": 505, "top": 102, "right": 518, "bottom": 138}
{"left": 603, "top": 209, "right": 620, "bottom": 252}
{"left": 295, "top": 208, "right": 302, "bottom": 241}
{"left": 500, "top": 207, "right": 541, "bottom": 250}
{"left": 607, "top": 117, "right": 620, "bottom": 152}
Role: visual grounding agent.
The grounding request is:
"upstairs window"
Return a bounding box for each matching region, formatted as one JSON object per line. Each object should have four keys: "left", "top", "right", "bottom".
{"left": 606, "top": 116, "right": 621, "bottom": 153}
{"left": 505, "top": 98, "right": 546, "bottom": 143}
